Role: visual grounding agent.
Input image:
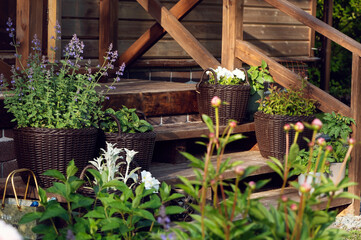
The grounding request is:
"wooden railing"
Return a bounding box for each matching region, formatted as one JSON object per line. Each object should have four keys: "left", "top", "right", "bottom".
{"left": 231, "top": 0, "right": 361, "bottom": 214}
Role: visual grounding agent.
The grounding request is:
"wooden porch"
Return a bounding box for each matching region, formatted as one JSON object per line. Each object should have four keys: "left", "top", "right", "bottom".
{"left": 0, "top": 0, "right": 361, "bottom": 215}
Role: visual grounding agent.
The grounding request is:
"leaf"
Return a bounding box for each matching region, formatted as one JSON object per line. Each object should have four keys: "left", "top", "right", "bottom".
{"left": 202, "top": 114, "right": 214, "bottom": 133}
{"left": 66, "top": 160, "right": 78, "bottom": 179}
{"left": 288, "top": 143, "right": 300, "bottom": 164}
{"left": 42, "top": 169, "right": 66, "bottom": 182}
{"left": 165, "top": 206, "right": 185, "bottom": 215}
{"left": 99, "top": 217, "right": 123, "bottom": 231}
{"left": 134, "top": 209, "right": 156, "bottom": 221}
{"left": 39, "top": 202, "right": 69, "bottom": 222}
{"left": 266, "top": 161, "right": 283, "bottom": 178}
{"left": 19, "top": 212, "right": 42, "bottom": 224}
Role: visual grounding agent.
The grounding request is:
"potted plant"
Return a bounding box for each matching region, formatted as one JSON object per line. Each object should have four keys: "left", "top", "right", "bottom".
{"left": 247, "top": 60, "right": 274, "bottom": 120}
{"left": 99, "top": 106, "right": 156, "bottom": 170}
{"left": 254, "top": 84, "right": 317, "bottom": 160}
{"left": 0, "top": 19, "right": 123, "bottom": 187}
{"left": 196, "top": 66, "right": 250, "bottom": 125}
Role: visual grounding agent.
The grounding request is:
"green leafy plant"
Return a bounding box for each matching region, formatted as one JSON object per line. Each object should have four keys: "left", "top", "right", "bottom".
{"left": 319, "top": 112, "right": 355, "bottom": 162}
{"left": 207, "top": 66, "right": 247, "bottom": 85}
{"left": 247, "top": 60, "right": 275, "bottom": 94}
{"left": 100, "top": 106, "right": 154, "bottom": 133}
{"left": 258, "top": 84, "right": 318, "bottom": 116}
{"left": 19, "top": 160, "right": 184, "bottom": 240}
{"left": 0, "top": 19, "right": 125, "bottom": 129}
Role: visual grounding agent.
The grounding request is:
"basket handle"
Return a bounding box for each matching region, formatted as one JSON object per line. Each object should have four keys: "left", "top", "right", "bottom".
{"left": 79, "top": 165, "right": 97, "bottom": 180}
{"left": 2, "top": 169, "right": 40, "bottom": 210}
{"left": 196, "top": 68, "right": 217, "bottom": 93}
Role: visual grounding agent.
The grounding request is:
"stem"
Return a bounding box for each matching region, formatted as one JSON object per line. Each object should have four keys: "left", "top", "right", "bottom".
{"left": 292, "top": 193, "right": 306, "bottom": 240}
{"left": 313, "top": 145, "right": 324, "bottom": 173}
{"left": 280, "top": 131, "right": 290, "bottom": 197}
{"left": 336, "top": 145, "right": 354, "bottom": 184}
{"left": 306, "top": 130, "right": 318, "bottom": 173}
{"left": 320, "top": 151, "right": 330, "bottom": 174}
{"left": 230, "top": 176, "right": 240, "bottom": 221}
{"left": 284, "top": 204, "right": 290, "bottom": 240}
{"left": 50, "top": 218, "right": 59, "bottom": 235}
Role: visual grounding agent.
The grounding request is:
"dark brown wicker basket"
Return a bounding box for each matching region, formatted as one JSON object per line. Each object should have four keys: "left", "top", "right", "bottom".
{"left": 99, "top": 113, "right": 156, "bottom": 171}
{"left": 254, "top": 111, "right": 315, "bottom": 160}
{"left": 13, "top": 127, "right": 98, "bottom": 188}
{"left": 196, "top": 68, "right": 251, "bottom": 125}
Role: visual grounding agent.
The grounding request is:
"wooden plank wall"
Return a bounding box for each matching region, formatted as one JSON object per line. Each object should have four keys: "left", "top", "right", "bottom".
{"left": 61, "top": 0, "right": 315, "bottom": 63}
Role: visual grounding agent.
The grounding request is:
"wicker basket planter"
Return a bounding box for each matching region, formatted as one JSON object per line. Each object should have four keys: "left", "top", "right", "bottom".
{"left": 254, "top": 112, "right": 315, "bottom": 160}
{"left": 196, "top": 68, "right": 251, "bottom": 126}
{"left": 99, "top": 113, "right": 156, "bottom": 171}
{"left": 13, "top": 127, "right": 98, "bottom": 188}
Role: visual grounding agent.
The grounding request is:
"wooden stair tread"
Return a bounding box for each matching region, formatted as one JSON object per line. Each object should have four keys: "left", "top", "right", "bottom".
{"left": 251, "top": 187, "right": 352, "bottom": 210}
{"left": 151, "top": 150, "right": 271, "bottom": 184}
{"left": 98, "top": 79, "right": 198, "bottom": 116}
{"left": 154, "top": 121, "right": 255, "bottom": 141}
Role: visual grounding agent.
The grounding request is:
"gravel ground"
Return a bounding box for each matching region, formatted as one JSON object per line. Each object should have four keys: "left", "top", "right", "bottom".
{"left": 330, "top": 214, "right": 361, "bottom": 231}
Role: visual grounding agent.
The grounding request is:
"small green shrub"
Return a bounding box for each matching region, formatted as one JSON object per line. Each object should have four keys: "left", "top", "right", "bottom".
{"left": 247, "top": 60, "right": 275, "bottom": 94}
{"left": 258, "top": 84, "right": 317, "bottom": 116}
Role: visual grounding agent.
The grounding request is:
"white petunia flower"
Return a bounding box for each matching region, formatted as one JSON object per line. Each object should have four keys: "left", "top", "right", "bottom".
{"left": 0, "top": 220, "right": 23, "bottom": 240}
{"left": 141, "top": 170, "right": 161, "bottom": 192}
{"left": 232, "top": 68, "right": 245, "bottom": 80}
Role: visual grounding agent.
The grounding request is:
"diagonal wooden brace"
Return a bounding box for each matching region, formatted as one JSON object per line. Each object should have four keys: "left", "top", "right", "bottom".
{"left": 136, "top": 0, "right": 220, "bottom": 69}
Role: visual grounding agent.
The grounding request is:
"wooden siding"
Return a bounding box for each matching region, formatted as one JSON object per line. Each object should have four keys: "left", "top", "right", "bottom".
{"left": 61, "top": 0, "right": 315, "bottom": 61}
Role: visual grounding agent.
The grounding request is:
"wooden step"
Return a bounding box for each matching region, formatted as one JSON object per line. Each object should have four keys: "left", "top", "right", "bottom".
{"left": 154, "top": 121, "right": 255, "bottom": 141}
{"left": 99, "top": 79, "right": 198, "bottom": 116}
{"left": 151, "top": 150, "right": 271, "bottom": 185}
{"left": 251, "top": 187, "right": 352, "bottom": 210}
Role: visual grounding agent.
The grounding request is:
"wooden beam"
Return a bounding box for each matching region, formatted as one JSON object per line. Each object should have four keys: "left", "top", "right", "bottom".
{"left": 221, "top": 0, "right": 244, "bottom": 70}
{"left": 136, "top": 0, "right": 220, "bottom": 69}
{"left": 119, "top": 0, "right": 200, "bottom": 67}
{"left": 99, "top": 0, "right": 118, "bottom": 65}
{"left": 347, "top": 53, "right": 361, "bottom": 215}
{"left": 47, "top": 0, "right": 62, "bottom": 62}
{"left": 235, "top": 40, "right": 351, "bottom": 117}
{"left": 320, "top": 0, "right": 333, "bottom": 92}
{"left": 16, "top": 0, "right": 44, "bottom": 68}
{"left": 263, "top": 0, "right": 361, "bottom": 57}
{"left": 308, "top": 0, "right": 317, "bottom": 57}
{"left": 0, "top": 60, "right": 12, "bottom": 86}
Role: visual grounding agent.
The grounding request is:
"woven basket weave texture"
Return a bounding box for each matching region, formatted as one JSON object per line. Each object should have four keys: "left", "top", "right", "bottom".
{"left": 196, "top": 68, "right": 251, "bottom": 125}
{"left": 13, "top": 127, "right": 98, "bottom": 188}
{"left": 254, "top": 112, "right": 315, "bottom": 160}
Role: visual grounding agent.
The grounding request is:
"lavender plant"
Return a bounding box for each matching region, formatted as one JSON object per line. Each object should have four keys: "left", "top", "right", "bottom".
{"left": 0, "top": 18, "right": 125, "bottom": 129}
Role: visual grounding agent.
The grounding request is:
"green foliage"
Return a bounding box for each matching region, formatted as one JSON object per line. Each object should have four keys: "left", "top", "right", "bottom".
{"left": 258, "top": 85, "right": 317, "bottom": 116}
{"left": 20, "top": 161, "right": 184, "bottom": 239}
{"left": 100, "top": 106, "right": 154, "bottom": 133}
{"left": 320, "top": 112, "right": 355, "bottom": 162}
{"left": 247, "top": 60, "right": 275, "bottom": 95}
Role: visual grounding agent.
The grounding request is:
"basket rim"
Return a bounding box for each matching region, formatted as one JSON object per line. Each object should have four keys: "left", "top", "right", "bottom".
{"left": 13, "top": 126, "right": 98, "bottom": 134}
{"left": 197, "top": 82, "right": 251, "bottom": 89}
{"left": 254, "top": 111, "right": 315, "bottom": 120}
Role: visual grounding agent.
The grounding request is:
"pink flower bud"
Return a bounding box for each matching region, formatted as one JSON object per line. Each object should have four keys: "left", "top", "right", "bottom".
{"left": 210, "top": 179, "right": 217, "bottom": 186}
{"left": 294, "top": 122, "right": 304, "bottom": 132}
{"left": 249, "top": 181, "right": 256, "bottom": 190}
{"left": 311, "top": 118, "right": 323, "bottom": 131}
{"left": 229, "top": 121, "right": 237, "bottom": 128}
{"left": 209, "top": 133, "right": 215, "bottom": 139}
{"left": 281, "top": 195, "right": 288, "bottom": 202}
{"left": 300, "top": 182, "right": 311, "bottom": 193}
{"left": 317, "top": 137, "right": 326, "bottom": 146}
{"left": 211, "top": 96, "right": 221, "bottom": 108}
{"left": 290, "top": 203, "right": 298, "bottom": 211}
{"left": 235, "top": 165, "right": 245, "bottom": 176}
{"left": 308, "top": 141, "right": 315, "bottom": 147}
{"left": 325, "top": 145, "right": 333, "bottom": 152}
{"left": 348, "top": 138, "right": 356, "bottom": 146}
{"left": 284, "top": 124, "right": 291, "bottom": 131}
{"left": 219, "top": 174, "right": 224, "bottom": 180}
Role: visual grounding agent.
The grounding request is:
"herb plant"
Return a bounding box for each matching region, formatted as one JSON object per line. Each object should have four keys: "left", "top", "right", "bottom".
{"left": 207, "top": 66, "right": 247, "bottom": 85}
{"left": 247, "top": 60, "right": 275, "bottom": 94}
{"left": 320, "top": 112, "right": 355, "bottom": 162}
{"left": 19, "top": 160, "right": 184, "bottom": 239}
{"left": 0, "top": 19, "right": 125, "bottom": 129}
{"left": 258, "top": 84, "right": 317, "bottom": 116}
{"left": 100, "top": 106, "right": 154, "bottom": 133}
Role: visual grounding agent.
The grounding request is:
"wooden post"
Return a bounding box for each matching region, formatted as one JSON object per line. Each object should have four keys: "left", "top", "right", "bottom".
{"left": 308, "top": 0, "right": 317, "bottom": 57}
{"left": 347, "top": 53, "right": 361, "bottom": 215}
{"left": 16, "top": 0, "right": 44, "bottom": 68}
{"left": 221, "top": 0, "right": 243, "bottom": 70}
{"left": 320, "top": 0, "right": 333, "bottom": 91}
{"left": 47, "top": 0, "right": 62, "bottom": 63}
{"left": 99, "top": 0, "right": 118, "bottom": 65}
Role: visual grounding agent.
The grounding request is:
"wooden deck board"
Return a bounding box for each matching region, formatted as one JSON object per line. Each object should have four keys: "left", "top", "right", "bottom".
{"left": 151, "top": 150, "right": 271, "bottom": 184}
{"left": 154, "top": 121, "right": 255, "bottom": 141}
{"left": 98, "top": 79, "right": 198, "bottom": 116}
